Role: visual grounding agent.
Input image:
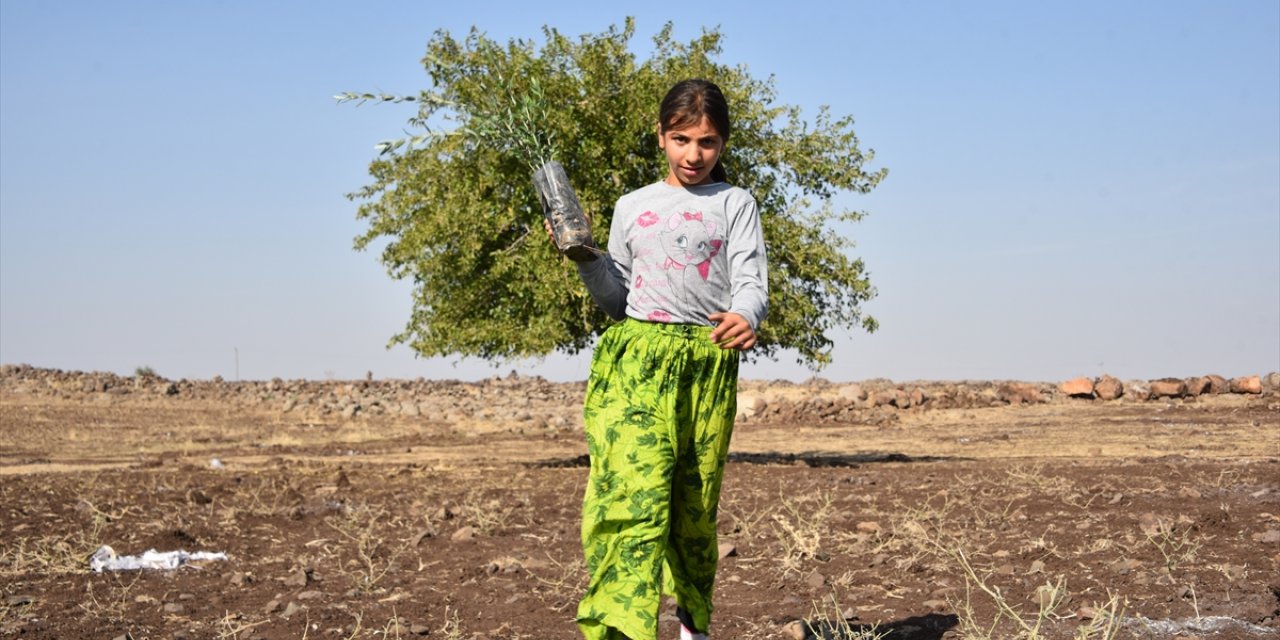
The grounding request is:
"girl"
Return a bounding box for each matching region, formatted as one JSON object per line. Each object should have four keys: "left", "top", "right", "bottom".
{"left": 560, "top": 79, "right": 768, "bottom": 640}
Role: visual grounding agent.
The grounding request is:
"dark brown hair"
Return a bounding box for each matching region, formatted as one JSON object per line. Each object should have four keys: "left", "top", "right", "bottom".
{"left": 658, "top": 79, "right": 731, "bottom": 183}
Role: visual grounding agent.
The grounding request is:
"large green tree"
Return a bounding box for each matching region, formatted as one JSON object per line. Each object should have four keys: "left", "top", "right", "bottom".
{"left": 345, "top": 19, "right": 886, "bottom": 367}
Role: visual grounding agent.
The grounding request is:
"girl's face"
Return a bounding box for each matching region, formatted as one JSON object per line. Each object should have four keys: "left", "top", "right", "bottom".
{"left": 658, "top": 116, "right": 724, "bottom": 187}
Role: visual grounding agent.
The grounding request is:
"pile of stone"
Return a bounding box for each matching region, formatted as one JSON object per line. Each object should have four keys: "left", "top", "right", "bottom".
{"left": 0, "top": 365, "right": 1274, "bottom": 428}
{"left": 1057, "top": 374, "right": 1268, "bottom": 400}
{"left": 734, "top": 372, "right": 1276, "bottom": 424}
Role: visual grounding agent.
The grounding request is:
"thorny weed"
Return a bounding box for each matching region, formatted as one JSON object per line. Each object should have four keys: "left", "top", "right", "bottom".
{"left": 324, "top": 504, "right": 414, "bottom": 594}
{"left": 923, "top": 531, "right": 1127, "bottom": 640}
{"left": 2, "top": 503, "right": 112, "bottom": 576}
{"left": 770, "top": 488, "right": 837, "bottom": 576}
{"left": 215, "top": 611, "right": 266, "bottom": 640}
{"left": 376, "top": 607, "right": 406, "bottom": 640}
{"left": 525, "top": 549, "right": 586, "bottom": 610}
{"left": 799, "top": 590, "right": 889, "bottom": 640}
{"left": 235, "top": 474, "right": 299, "bottom": 518}
{"left": 459, "top": 489, "right": 522, "bottom": 535}
{"left": 439, "top": 605, "right": 464, "bottom": 640}
{"left": 718, "top": 497, "right": 773, "bottom": 542}
{"left": 78, "top": 572, "right": 144, "bottom": 623}
{"left": 1145, "top": 519, "right": 1204, "bottom": 574}
{"left": 342, "top": 611, "right": 364, "bottom": 640}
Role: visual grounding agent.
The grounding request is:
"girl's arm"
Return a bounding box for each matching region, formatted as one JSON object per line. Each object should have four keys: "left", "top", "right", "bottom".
{"left": 724, "top": 193, "right": 769, "bottom": 329}
{"left": 709, "top": 192, "right": 768, "bottom": 350}
{"left": 576, "top": 254, "right": 628, "bottom": 321}
{"left": 550, "top": 207, "right": 630, "bottom": 321}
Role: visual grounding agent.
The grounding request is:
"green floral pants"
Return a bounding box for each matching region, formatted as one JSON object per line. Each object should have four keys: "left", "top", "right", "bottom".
{"left": 577, "top": 320, "right": 739, "bottom": 640}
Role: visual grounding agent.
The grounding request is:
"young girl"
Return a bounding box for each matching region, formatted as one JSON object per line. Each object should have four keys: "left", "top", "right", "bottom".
{"left": 561, "top": 79, "right": 768, "bottom": 640}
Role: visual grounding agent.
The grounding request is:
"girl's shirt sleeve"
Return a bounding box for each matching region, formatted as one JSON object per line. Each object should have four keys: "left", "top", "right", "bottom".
{"left": 574, "top": 209, "right": 631, "bottom": 321}
{"left": 726, "top": 192, "right": 769, "bottom": 330}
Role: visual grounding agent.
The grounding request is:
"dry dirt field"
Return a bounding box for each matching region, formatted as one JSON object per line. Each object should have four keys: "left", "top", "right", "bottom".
{"left": 1, "top": 367, "right": 1278, "bottom": 640}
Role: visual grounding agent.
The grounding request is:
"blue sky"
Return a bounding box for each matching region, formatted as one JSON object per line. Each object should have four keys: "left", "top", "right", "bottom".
{"left": 2, "top": 1, "right": 1277, "bottom": 382}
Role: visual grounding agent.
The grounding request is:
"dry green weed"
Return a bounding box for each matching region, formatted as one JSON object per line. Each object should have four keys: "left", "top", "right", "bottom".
{"left": 929, "top": 535, "right": 1127, "bottom": 640}
{"left": 770, "top": 488, "right": 837, "bottom": 576}
{"left": 324, "top": 504, "right": 413, "bottom": 594}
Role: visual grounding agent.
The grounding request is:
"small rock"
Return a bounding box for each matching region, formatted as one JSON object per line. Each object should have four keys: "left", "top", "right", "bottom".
{"left": 1029, "top": 560, "right": 1045, "bottom": 574}
{"left": 5, "top": 595, "right": 33, "bottom": 607}
{"left": 1124, "top": 380, "right": 1151, "bottom": 401}
{"left": 296, "top": 590, "right": 323, "bottom": 600}
{"left": 1229, "top": 376, "right": 1262, "bottom": 394}
{"left": 838, "top": 383, "right": 867, "bottom": 403}
{"left": 1149, "top": 378, "right": 1186, "bottom": 398}
{"left": 782, "top": 620, "right": 807, "bottom": 640}
{"left": 805, "top": 570, "right": 827, "bottom": 589}
{"left": 335, "top": 470, "right": 351, "bottom": 489}
{"left": 1112, "top": 558, "right": 1141, "bottom": 574}
{"left": 910, "top": 387, "right": 927, "bottom": 407}
{"left": 922, "top": 599, "right": 948, "bottom": 611}
{"left": 718, "top": 541, "right": 738, "bottom": 559}
{"left": 890, "top": 388, "right": 912, "bottom": 409}
{"left": 1205, "top": 374, "right": 1230, "bottom": 394}
{"left": 263, "top": 599, "right": 282, "bottom": 614}
{"left": 1184, "top": 376, "right": 1211, "bottom": 397}
{"left": 341, "top": 404, "right": 361, "bottom": 419}
{"left": 998, "top": 383, "right": 1042, "bottom": 405}
{"left": 282, "top": 398, "right": 297, "bottom": 412}
{"left": 281, "top": 601, "right": 303, "bottom": 618}
{"left": 1076, "top": 606, "right": 1098, "bottom": 620}
{"left": 856, "top": 521, "right": 881, "bottom": 534}
{"left": 1262, "top": 372, "right": 1280, "bottom": 392}
{"left": 737, "top": 394, "right": 767, "bottom": 418}
{"left": 163, "top": 602, "right": 184, "bottom": 614}
{"left": 282, "top": 568, "right": 311, "bottom": 587}
{"left": 451, "top": 526, "right": 476, "bottom": 542}
{"left": 411, "top": 527, "right": 437, "bottom": 546}
{"left": 228, "top": 572, "right": 252, "bottom": 587}
{"left": 1252, "top": 529, "right": 1280, "bottom": 543}
{"left": 1178, "top": 487, "right": 1202, "bottom": 499}
{"left": 1094, "top": 375, "right": 1124, "bottom": 401}
{"left": 410, "top": 624, "right": 432, "bottom": 636}
{"left": 1060, "top": 377, "right": 1095, "bottom": 398}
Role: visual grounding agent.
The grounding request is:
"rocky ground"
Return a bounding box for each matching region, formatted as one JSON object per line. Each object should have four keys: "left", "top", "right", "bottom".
{"left": 0, "top": 366, "right": 1278, "bottom": 639}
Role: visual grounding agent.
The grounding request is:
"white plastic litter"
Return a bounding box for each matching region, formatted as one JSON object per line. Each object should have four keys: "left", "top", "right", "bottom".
{"left": 89, "top": 545, "right": 228, "bottom": 573}
{"left": 209, "top": 458, "right": 225, "bottom": 469}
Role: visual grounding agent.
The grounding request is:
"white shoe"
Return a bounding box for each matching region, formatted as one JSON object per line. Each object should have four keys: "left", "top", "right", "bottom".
{"left": 679, "top": 625, "right": 708, "bottom": 640}
{"left": 677, "top": 607, "right": 708, "bottom": 640}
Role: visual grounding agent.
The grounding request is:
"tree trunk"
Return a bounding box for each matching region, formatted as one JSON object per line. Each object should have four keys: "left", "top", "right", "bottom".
{"left": 533, "top": 161, "right": 596, "bottom": 261}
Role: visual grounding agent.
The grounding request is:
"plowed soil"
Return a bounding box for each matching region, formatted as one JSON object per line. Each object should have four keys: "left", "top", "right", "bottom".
{"left": 1, "top": 376, "right": 1278, "bottom": 640}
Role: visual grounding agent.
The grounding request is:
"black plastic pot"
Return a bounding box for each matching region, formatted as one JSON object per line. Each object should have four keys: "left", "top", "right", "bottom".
{"left": 533, "top": 161, "right": 596, "bottom": 261}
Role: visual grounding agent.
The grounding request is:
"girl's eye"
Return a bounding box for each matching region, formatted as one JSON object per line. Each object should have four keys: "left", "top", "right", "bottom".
{"left": 677, "top": 236, "right": 688, "bottom": 248}
{"left": 697, "top": 241, "right": 707, "bottom": 251}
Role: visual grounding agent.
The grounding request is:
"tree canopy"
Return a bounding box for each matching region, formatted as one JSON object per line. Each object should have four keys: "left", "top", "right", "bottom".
{"left": 345, "top": 19, "right": 887, "bottom": 368}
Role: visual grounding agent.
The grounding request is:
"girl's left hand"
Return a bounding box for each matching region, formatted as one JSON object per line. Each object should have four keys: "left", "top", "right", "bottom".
{"left": 708, "top": 312, "right": 756, "bottom": 351}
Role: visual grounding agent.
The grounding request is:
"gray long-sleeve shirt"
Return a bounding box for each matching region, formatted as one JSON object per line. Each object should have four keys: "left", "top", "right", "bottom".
{"left": 576, "top": 181, "right": 769, "bottom": 329}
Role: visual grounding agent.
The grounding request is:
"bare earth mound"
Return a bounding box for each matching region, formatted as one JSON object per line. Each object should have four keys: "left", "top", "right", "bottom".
{"left": 1, "top": 366, "right": 1277, "bottom": 639}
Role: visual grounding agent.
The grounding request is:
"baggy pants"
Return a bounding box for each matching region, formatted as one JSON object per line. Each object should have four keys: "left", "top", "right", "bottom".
{"left": 577, "top": 320, "right": 739, "bottom": 640}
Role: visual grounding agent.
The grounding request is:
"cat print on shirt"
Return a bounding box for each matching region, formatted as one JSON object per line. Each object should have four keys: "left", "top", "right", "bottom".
{"left": 657, "top": 211, "right": 724, "bottom": 311}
